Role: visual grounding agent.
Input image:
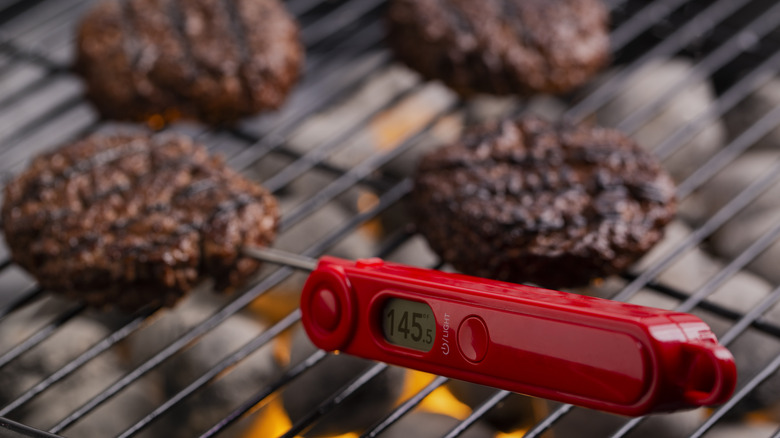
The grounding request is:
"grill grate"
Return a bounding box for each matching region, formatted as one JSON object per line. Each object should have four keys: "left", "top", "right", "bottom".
{"left": 1, "top": 0, "right": 780, "bottom": 437}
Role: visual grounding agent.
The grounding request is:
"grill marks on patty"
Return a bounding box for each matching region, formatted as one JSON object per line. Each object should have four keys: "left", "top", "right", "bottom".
{"left": 2, "top": 134, "right": 279, "bottom": 311}
{"left": 412, "top": 116, "right": 676, "bottom": 288}
{"left": 76, "top": 0, "right": 303, "bottom": 124}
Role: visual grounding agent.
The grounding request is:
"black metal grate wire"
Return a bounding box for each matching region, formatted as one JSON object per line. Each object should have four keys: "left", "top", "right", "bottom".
{"left": 0, "top": 0, "right": 779, "bottom": 437}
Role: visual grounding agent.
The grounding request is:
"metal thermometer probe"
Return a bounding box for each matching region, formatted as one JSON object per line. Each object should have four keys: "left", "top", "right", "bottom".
{"left": 243, "top": 246, "right": 737, "bottom": 417}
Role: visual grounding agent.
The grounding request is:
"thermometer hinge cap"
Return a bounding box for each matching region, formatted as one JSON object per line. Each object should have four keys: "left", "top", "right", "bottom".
{"left": 301, "top": 261, "right": 357, "bottom": 352}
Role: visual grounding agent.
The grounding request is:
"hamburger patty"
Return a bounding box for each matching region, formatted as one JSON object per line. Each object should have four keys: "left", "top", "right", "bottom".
{"left": 76, "top": 0, "right": 303, "bottom": 125}
{"left": 2, "top": 133, "right": 279, "bottom": 310}
{"left": 412, "top": 116, "right": 676, "bottom": 288}
{"left": 386, "top": 0, "right": 610, "bottom": 96}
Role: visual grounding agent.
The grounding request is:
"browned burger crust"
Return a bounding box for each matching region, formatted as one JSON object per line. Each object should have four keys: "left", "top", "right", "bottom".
{"left": 412, "top": 116, "right": 676, "bottom": 288}
{"left": 386, "top": 0, "right": 610, "bottom": 96}
{"left": 76, "top": 0, "right": 303, "bottom": 125}
{"left": 2, "top": 133, "right": 279, "bottom": 311}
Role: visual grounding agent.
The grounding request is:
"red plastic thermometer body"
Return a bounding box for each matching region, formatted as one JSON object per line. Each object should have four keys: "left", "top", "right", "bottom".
{"left": 300, "top": 256, "right": 737, "bottom": 416}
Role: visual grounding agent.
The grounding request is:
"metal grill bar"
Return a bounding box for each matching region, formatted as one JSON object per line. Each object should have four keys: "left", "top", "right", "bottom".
{"left": 0, "top": 67, "right": 64, "bottom": 112}
{"left": 609, "top": 0, "right": 688, "bottom": 52}
{"left": 282, "top": 362, "right": 390, "bottom": 437}
{"left": 523, "top": 404, "right": 574, "bottom": 438}
{"left": 0, "top": 303, "right": 85, "bottom": 369}
{"left": 0, "top": 93, "right": 86, "bottom": 161}
{"left": 0, "top": 286, "right": 44, "bottom": 321}
{"left": 677, "top": 222, "right": 780, "bottom": 314}
{"left": 225, "top": 56, "right": 392, "bottom": 168}
{"left": 443, "top": 391, "right": 512, "bottom": 438}
{"left": 615, "top": 0, "right": 780, "bottom": 135}
{"left": 200, "top": 348, "right": 329, "bottom": 438}
{"left": 652, "top": 50, "right": 780, "bottom": 160}
{"left": 285, "top": 0, "right": 323, "bottom": 17}
{"left": 298, "top": 0, "right": 384, "bottom": 47}
{"left": 0, "top": 308, "right": 155, "bottom": 417}
{"left": 116, "top": 310, "right": 303, "bottom": 438}
{"left": 278, "top": 104, "right": 460, "bottom": 230}
{"left": 261, "top": 82, "right": 425, "bottom": 193}
{"left": 0, "top": 417, "right": 59, "bottom": 438}
{"left": 362, "top": 376, "right": 450, "bottom": 438}
{"left": 616, "top": 158, "right": 780, "bottom": 303}
{"left": 677, "top": 78, "right": 780, "bottom": 198}
{"left": 566, "top": 0, "right": 753, "bottom": 123}
{"left": 633, "top": 276, "right": 780, "bottom": 338}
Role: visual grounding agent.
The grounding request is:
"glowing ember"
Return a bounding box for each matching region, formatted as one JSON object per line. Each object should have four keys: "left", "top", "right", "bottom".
{"left": 401, "top": 371, "right": 472, "bottom": 420}
{"left": 242, "top": 397, "right": 359, "bottom": 438}
{"left": 242, "top": 398, "right": 294, "bottom": 438}
{"left": 369, "top": 94, "right": 443, "bottom": 150}
{"left": 146, "top": 114, "right": 167, "bottom": 131}
{"left": 356, "top": 191, "right": 383, "bottom": 239}
{"left": 144, "top": 108, "right": 183, "bottom": 131}
{"left": 248, "top": 290, "right": 302, "bottom": 324}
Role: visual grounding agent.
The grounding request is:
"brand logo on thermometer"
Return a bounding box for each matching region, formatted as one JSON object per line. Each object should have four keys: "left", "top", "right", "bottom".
{"left": 441, "top": 312, "right": 450, "bottom": 355}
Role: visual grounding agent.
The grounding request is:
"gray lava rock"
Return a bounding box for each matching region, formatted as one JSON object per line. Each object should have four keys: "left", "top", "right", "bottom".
{"left": 693, "top": 151, "right": 780, "bottom": 221}
{"left": 384, "top": 235, "right": 441, "bottom": 268}
{"left": 593, "top": 58, "right": 726, "bottom": 183}
{"left": 711, "top": 208, "right": 780, "bottom": 285}
{"left": 0, "top": 266, "right": 36, "bottom": 310}
{"left": 523, "top": 96, "right": 568, "bottom": 122}
{"left": 620, "top": 220, "right": 772, "bottom": 314}
{"left": 383, "top": 94, "right": 565, "bottom": 180}
{"left": 0, "top": 299, "right": 158, "bottom": 436}
{"left": 706, "top": 269, "right": 775, "bottom": 316}
{"left": 284, "top": 65, "right": 420, "bottom": 158}
{"left": 446, "top": 380, "right": 534, "bottom": 432}
{"left": 631, "top": 221, "right": 721, "bottom": 294}
{"left": 282, "top": 327, "right": 406, "bottom": 437}
{"left": 276, "top": 195, "right": 378, "bottom": 260}
{"left": 550, "top": 404, "right": 706, "bottom": 438}
{"left": 126, "top": 289, "right": 279, "bottom": 438}
{"left": 724, "top": 76, "right": 780, "bottom": 151}
{"left": 329, "top": 82, "right": 457, "bottom": 171}
{"left": 378, "top": 411, "right": 494, "bottom": 438}
{"left": 382, "top": 112, "right": 463, "bottom": 180}
{"left": 705, "top": 422, "right": 779, "bottom": 438}
{"left": 463, "top": 95, "right": 519, "bottom": 125}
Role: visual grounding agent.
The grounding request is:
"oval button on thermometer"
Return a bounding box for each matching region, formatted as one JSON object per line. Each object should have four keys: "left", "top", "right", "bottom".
{"left": 295, "top": 256, "right": 737, "bottom": 416}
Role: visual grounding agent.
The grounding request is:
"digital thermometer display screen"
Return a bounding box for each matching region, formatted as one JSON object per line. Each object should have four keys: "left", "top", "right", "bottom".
{"left": 381, "top": 298, "right": 436, "bottom": 352}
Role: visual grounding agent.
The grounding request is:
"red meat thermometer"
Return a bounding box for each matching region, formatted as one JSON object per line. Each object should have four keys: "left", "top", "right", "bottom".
{"left": 245, "top": 247, "right": 737, "bottom": 417}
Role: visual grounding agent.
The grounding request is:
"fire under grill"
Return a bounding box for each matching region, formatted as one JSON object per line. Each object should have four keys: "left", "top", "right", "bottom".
{"left": 2, "top": 0, "right": 780, "bottom": 436}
